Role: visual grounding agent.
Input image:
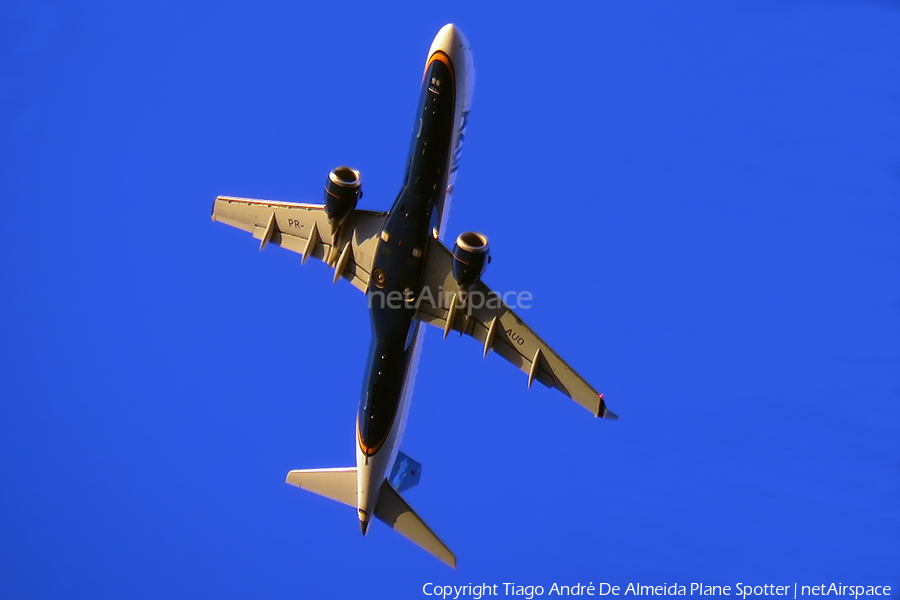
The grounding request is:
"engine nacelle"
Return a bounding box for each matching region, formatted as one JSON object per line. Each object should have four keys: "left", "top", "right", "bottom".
{"left": 451, "top": 232, "right": 490, "bottom": 290}
{"left": 324, "top": 166, "right": 362, "bottom": 227}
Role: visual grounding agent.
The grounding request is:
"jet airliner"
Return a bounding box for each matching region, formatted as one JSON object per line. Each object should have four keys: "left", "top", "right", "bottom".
{"left": 211, "top": 24, "right": 617, "bottom": 568}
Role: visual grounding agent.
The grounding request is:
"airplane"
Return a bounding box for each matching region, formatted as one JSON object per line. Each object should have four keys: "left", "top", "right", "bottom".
{"left": 211, "top": 23, "right": 617, "bottom": 568}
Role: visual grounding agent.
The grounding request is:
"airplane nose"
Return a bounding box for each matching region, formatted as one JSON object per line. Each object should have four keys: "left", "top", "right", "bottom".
{"left": 432, "top": 23, "right": 469, "bottom": 56}
{"left": 437, "top": 23, "right": 465, "bottom": 50}
{"left": 439, "top": 23, "right": 457, "bottom": 38}
{"left": 433, "top": 24, "right": 473, "bottom": 108}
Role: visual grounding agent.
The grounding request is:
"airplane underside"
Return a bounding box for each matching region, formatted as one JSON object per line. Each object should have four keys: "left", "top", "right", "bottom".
{"left": 211, "top": 22, "right": 615, "bottom": 569}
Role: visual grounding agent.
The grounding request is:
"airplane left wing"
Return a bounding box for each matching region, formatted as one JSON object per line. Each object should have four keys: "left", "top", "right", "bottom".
{"left": 212, "top": 196, "right": 387, "bottom": 292}
{"left": 415, "top": 237, "right": 617, "bottom": 419}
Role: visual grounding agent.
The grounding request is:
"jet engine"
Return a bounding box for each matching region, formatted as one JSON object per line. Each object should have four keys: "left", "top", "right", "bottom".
{"left": 451, "top": 232, "right": 490, "bottom": 290}
{"left": 324, "top": 166, "right": 362, "bottom": 227}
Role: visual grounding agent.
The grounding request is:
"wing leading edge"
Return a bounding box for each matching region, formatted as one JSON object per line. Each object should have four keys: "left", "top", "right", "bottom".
{"left": 415, "top": 237, "right": 617, "bottom": 419}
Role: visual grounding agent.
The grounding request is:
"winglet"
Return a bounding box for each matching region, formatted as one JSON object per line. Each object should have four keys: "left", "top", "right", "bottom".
{"left": 597, "top": 394, "right": 619, "bottom": 420}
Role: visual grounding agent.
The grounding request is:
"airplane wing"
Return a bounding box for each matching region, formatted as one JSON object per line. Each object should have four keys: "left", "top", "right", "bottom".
{"left": 415, "top": 237, "right": 617, "bottom": 419}
{"left": 211, "top": 196, "right": 387, "bottom": 292}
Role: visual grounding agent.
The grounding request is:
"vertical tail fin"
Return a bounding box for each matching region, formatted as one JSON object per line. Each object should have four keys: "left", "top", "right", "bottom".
{"left": 374, "top": 480, "right": 456, "bottom": 568}
{"left": 388, "top": 451, "right": 422, "bottom": 493}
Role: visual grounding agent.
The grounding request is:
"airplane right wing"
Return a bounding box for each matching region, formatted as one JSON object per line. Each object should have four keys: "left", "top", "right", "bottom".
{"left": 414, "top": 237, "right": 617, "bottom": 419}
{"left": 212, "top": 196, "right": 387, "bottom": 293}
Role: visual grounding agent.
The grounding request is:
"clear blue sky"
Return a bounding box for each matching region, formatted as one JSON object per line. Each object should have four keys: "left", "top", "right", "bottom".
{"left": 1, "top": 1, "right": 898, "bottom": 598}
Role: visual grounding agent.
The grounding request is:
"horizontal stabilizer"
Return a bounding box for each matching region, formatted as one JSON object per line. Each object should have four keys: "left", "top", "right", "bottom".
{"left": 374, "top": 480, "right": 456, "bottom": 568}
{"left": 285, "top": 467, "right": 357, "bottom": 507}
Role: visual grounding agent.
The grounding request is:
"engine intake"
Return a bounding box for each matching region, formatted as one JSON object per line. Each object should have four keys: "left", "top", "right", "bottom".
{"left": 451, "top": 232, "right": 490, "bottom": 290}
{"left": 324, "top": 166, "right": 362, "bottom": 227}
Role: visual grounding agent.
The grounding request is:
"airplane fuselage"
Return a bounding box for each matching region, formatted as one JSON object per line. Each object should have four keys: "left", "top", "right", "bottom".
{"left": 355, "top": 26, "right": 473, "bottom": 533}
{"left": 212, "top": 22, "right": 615, "bottom": 567}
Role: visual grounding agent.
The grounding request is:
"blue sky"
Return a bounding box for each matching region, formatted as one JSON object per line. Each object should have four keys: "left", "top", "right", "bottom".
{"left": 1, "top": 1, "right": 898, "bottom": 598}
